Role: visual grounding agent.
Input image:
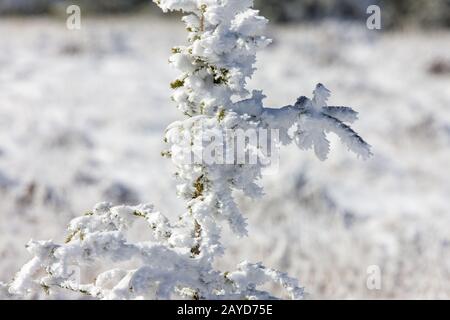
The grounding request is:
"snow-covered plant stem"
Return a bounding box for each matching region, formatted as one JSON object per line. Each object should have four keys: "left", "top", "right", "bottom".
{"left": 5, "top": 0, "right": 371, "bottom": 300}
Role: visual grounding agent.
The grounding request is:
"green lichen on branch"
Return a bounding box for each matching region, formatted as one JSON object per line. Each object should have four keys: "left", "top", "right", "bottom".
{"left": 190, "top": 220, "right": 202, "bottom": 257}
{"left": 170, "top": 79, "right": 185, "bottom": 89}
{"left": 192, "top": 175, "right": 205, "bottom": 199}
{"left": 65, "top": 228, "right": 84, "bottom": 243}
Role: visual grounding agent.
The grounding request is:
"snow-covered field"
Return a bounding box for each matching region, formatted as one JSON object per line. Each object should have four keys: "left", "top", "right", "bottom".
{"left": 0, "top": 16, "right": 449, "bottom": 299}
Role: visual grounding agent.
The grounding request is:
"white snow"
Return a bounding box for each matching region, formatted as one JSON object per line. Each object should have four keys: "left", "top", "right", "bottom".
{"left": 0, "top": 15, "right": 449, "bottom": 299}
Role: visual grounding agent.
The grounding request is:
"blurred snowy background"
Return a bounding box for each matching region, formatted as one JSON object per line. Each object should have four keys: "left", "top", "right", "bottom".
{"left": 0, "top": 0, "right": 449, "bottom": 299}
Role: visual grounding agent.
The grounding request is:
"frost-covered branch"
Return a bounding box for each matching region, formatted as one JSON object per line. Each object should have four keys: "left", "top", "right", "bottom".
{"left": 6, "top": 0, "right": 370, "bottom": 300}
{"left": 8, "top": 203, "right": 302, "bottom": 299}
